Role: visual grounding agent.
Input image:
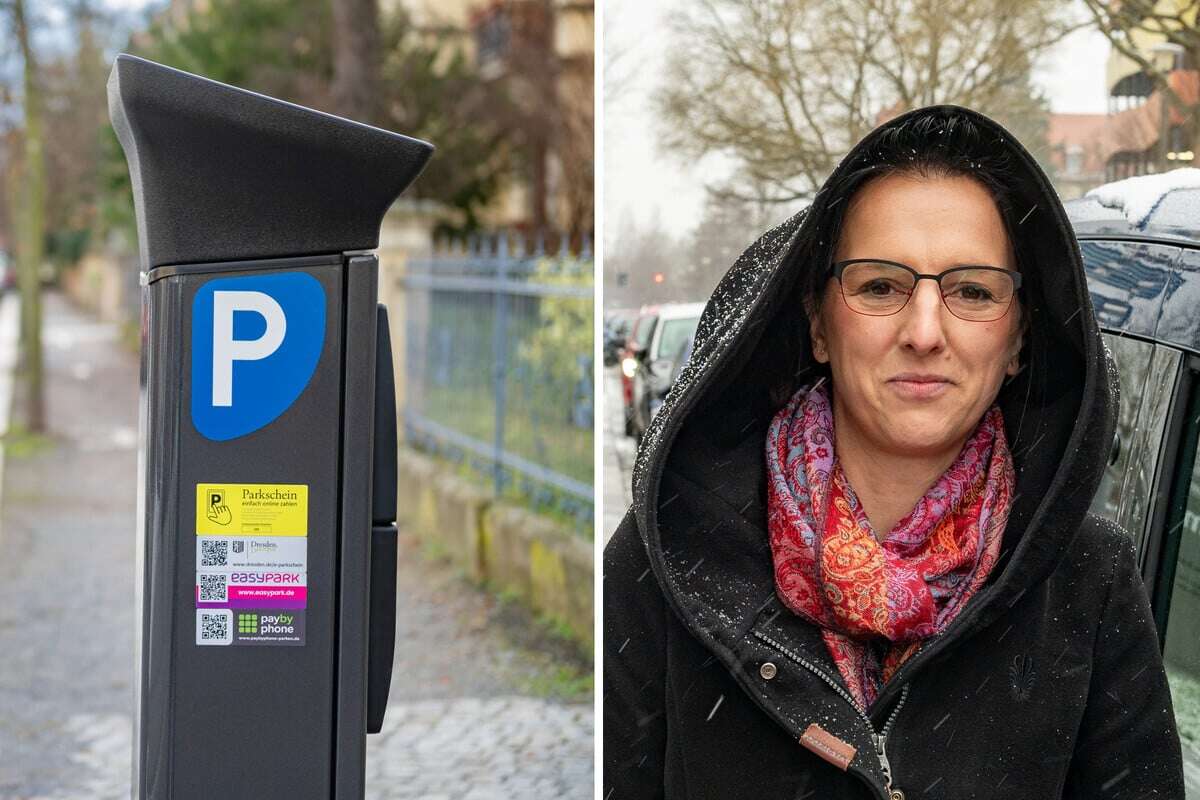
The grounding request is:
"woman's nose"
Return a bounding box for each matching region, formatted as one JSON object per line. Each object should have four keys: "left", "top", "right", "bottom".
{"left": 897, "top": 281, "right": 949, "bottom": 353}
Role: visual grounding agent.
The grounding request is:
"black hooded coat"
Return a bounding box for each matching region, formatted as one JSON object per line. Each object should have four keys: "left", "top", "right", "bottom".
{"left": 603, "top": 106, "right": 1186, "bottom": 799}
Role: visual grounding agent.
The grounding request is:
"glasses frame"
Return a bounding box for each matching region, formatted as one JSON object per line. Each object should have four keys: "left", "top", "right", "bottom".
{"left": 831, "top": 258, "right": 1023, "bottom": 322}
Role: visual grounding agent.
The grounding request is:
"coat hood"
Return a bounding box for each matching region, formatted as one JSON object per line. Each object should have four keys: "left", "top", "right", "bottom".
{"left": 629, "top": 105, "right": 1118, "bottom": 721}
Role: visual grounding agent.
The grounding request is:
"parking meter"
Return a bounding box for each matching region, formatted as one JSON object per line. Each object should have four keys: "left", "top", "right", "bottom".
{"left": 108, "top": 54, "right": 433, "bottom": 799}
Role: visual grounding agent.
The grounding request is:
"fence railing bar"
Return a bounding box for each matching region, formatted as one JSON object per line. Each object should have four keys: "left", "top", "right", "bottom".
{"left": 405, "top": 412, "right": 592, "bottom": 500}
{"left": 491, "top": 235, "right": 510, "bottom": 497}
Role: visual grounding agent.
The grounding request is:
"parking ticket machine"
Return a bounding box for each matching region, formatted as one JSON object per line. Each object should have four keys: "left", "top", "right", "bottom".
{"left": 108, "top": 54, "right": 433, "bottom": 798}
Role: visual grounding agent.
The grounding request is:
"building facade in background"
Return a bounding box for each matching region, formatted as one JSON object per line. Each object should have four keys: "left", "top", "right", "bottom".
{"left": 1099, "top": 0, "right": 1197, "bottom": 182}
{"left": 396, "top": 0, "right": 594, "bottom": 241}
{"left": 1045, "top": 113, "right": 1109, "bottom": 200}
{"left": 1041, "top": 2, "right": 1197, "bottom": 200}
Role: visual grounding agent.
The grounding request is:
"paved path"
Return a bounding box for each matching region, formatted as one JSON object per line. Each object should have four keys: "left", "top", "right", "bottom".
{"left": 0, "top": 293, "right": 592, "bottom": 799}
{"left": 0, "top": 293, "right": 137, "bottom": 800}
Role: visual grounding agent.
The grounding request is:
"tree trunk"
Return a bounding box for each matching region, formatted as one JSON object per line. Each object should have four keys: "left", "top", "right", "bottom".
{"left": 13, "top": 0, "right": 46, "bottom": 433}
{"left": 330, "top": 0, "right": 380, "bottom": 123}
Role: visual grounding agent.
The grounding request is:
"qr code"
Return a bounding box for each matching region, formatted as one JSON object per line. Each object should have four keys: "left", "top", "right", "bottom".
{"left": 197, "top": 610, "right": 232, "bottom": 645}
{"left": 199, "top": 573, "right": 227, "bottom": 602}
{"left": 200, "top": 612, "right": 228, "bottom": 640}
{"left": 201, "top": 539, "right": 228, "bottom": 567}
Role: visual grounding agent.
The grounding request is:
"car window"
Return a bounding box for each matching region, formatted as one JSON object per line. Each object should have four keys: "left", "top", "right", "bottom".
{"left": 1089, "top": 335, "right": 1179, "bottom": 556}
{"left": 1160, "top": 375, "right": 1200, "bottom": 796}
{"left": 634, "top": 315, "right": 657, "bottom": 349}
{"left": 653, "top": 317, "right": 700, "bottom": 362}
{"left": 1081, "top": 240, "right": 1177, "bottom": 339}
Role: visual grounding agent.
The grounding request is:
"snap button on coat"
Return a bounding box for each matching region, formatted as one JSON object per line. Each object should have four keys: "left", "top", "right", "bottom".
{"left": 760, "top": 662, "right": 777, "bottom": 680}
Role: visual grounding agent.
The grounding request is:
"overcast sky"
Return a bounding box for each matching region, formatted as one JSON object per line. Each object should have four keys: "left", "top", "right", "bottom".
{"left": 604, "top": 0, "right": 1112, "bottom": 242}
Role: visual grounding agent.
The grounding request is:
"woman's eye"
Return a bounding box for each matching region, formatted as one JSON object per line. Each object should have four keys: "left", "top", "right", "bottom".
{"left": 951, "top": 284, "right": 997, "bottom": 302}
{"left": 861, "top": 280, "right": 902, "bottom": 295}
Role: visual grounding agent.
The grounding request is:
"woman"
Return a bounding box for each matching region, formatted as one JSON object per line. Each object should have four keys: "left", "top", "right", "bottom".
{"left": 604, "top": 106, "right": 1185, "bottom": 799}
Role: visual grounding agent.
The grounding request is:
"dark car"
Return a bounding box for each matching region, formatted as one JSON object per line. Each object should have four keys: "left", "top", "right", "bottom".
{"left": 1064, "top": 171, "right": 1200, "bottom": 794}
{"left": 620, "top": 306, "right": 659, "bottom": 436}
{"left": 604, "top": 309, "right": 635, "bottom": 366}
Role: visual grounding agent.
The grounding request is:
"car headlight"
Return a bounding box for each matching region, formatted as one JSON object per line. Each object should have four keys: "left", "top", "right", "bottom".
{"left": 621, "top": 357, "right": 638, "bottom": 378}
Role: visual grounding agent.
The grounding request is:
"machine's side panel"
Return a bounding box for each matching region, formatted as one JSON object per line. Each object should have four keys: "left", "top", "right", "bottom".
{"left": 139, "top": 276, "right": 184, "bottom": 799}
{"left": 334, "top": 255, "right": 380, "bottom": 798}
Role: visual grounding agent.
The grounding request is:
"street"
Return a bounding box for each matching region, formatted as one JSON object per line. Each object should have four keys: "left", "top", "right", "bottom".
{"left": 602, "top": 366, "right": 635, "bottom": 545}
{"left": 0, "top": 293, "right": 592, "bottom": 800}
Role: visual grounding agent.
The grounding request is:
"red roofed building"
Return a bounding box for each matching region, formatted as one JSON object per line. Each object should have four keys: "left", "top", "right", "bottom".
{"left": 1046, "top": 114, "right": 1109, "bottom": 199}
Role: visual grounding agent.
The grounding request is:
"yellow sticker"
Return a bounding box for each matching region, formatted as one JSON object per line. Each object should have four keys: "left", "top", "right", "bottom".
{"left": 196, "top": 484, "right": 308, "bottom": 536}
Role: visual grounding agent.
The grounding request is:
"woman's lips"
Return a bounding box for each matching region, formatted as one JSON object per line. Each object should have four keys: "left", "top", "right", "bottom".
{"left": 887, "top": 377, "right": 952, "bottom": 400}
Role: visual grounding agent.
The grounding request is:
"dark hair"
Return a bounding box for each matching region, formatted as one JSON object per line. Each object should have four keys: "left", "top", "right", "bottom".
{"left": 769, "top": 109, "right": 1033, "bottom": 406}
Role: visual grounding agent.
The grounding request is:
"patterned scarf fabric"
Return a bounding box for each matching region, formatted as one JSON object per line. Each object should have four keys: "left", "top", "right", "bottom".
{"left": 764, "top": 379, "right": 1015, "bottom": 711}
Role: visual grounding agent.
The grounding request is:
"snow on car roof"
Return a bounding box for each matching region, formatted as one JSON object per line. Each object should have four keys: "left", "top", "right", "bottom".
{"left": 1084, "top": 167, "right": 1200, "bottom": 230}
{"left": 656, "top": 302, "right": 707, "bottom": 320}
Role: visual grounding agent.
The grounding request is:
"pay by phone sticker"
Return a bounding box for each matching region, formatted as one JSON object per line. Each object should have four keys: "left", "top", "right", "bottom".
{"left": 197, "top": 609, "right": 305, "bottom": 646}
{"left": 196, "top": 483, "right": 308, "bottom": 536}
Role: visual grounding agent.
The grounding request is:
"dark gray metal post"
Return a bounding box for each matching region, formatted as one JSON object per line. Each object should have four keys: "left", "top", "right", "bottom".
{"left": 109, "top": 54, "right": 433, "bottom": 800}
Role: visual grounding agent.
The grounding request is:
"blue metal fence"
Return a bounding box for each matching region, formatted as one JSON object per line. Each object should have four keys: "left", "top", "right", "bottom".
{"left": 402, "top": 232, "right": 594, "bottom": 533}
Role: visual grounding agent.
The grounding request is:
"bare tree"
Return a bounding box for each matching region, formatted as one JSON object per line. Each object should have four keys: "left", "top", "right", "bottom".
{"left": 556, "top": 43, "right": 594, "bottom": 243}
{"left": 1082, "top": 0, "right": 1199, "bottom": 168}
{"left": 42, "top": 1, "right": 110, "bottom": 253}
{"left": 678, "top": 195, "right": 777, "bottom": 299}
{"left": 603, "top": 0, "right": 640, "bottom": 104}
{"left": 0, "top": 53, "right": 16, "bottom": 254}
{"left": 10, "top": 0, "right": 45, "bottom": 432}
{"left": 330, "top": 0, "right": 380, "bottom": 122}
{"left": 656, "top": 0, "right": 1086, "bottom": 203}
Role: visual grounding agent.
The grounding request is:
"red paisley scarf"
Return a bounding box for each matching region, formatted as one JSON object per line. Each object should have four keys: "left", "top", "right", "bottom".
{"left": 765, "top": 379, "right": 1015, "bottom": 711}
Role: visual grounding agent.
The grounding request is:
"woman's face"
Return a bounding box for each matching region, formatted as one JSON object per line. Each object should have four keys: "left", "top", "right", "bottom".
{"left": 809, "top": 171, "right": 1023, "bottom": 461}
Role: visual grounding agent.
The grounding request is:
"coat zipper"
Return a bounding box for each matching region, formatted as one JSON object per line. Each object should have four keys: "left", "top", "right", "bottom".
{"left": 874, "top": 692, "right": 908, "bottom": 800}
{"left": 754, "top": 630, "right": 911, "bottom": 799}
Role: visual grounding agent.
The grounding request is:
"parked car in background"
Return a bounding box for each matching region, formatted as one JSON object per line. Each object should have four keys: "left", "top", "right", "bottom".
{"left": 668, "top": 332, "right": 695, "bottom": 389}
{"left": 604, "top": 308, "right": 635, "bottom": 366}
{"left": 629, "top": 302, "right": 704, "bottom": 442}
{"left": 1065, "top": 170, "right": 1200, "bottom": 795}
{"left": 0, "top": 251, "right": 14, "bottom": 293}
{"left": 620, "top": 305, "right": 659, "bottom": 436}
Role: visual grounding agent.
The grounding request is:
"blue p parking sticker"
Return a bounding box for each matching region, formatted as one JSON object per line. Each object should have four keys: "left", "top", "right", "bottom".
{"left": 191, "top": 272, "right": 325, "bottom": 441}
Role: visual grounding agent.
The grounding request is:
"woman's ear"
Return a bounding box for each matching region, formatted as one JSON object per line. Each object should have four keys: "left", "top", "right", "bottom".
{"left": 1005, "top": 310, "right": 1028, "bottom": 377}
{"left": 806, "top": 297, "right": 829, "bottom": 364}
{"left": 1005, "top": 340, "right": 1022, "bottom": 376}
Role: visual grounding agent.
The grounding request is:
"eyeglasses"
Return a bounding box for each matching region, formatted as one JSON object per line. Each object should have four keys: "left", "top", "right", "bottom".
{"left": 832, "top": 259, "right": 1022, "bottom": 322}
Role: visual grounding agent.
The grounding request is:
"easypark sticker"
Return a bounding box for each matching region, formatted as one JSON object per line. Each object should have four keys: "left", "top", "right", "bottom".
{"left": 195, "top": 570, "right": 307, "bottom": 609}
{"left": 195, "top": 483, "right": 308, "bottom": 536}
